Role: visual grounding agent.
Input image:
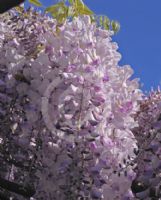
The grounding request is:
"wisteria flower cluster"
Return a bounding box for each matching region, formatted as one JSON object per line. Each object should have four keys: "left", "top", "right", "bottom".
{"left": 0, "top": 8, "right": 143, "bottom": 200}
{"left": 131, "top": 89, "right": 161, "bottom": 199}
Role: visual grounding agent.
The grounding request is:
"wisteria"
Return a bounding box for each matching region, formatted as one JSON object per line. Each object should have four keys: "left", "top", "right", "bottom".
{"left": 0, "top": 6, "right": 160, "bottom": 200}
{"left": 131, "top": 90, "right": 161, "bottom": 199}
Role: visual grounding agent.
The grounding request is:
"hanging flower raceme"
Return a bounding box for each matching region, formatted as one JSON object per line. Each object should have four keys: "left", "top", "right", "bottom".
{"left": 131, "top": 89, "right": 161, "bottom": 199}
{"left": 0, "top": 8, "right": 142, "bottom": 200}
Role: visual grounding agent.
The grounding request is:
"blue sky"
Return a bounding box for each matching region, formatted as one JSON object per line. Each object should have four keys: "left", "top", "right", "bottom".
{"left": 29, "top": 0, "right": 161, "bottom": 92}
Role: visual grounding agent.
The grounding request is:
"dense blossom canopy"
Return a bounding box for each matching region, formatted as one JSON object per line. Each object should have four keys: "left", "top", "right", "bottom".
{"left": 132, "top": 90, "right": 161, "bottom": 199}
{"left": 0, "top": 8, "right": 155, "bottom": 200}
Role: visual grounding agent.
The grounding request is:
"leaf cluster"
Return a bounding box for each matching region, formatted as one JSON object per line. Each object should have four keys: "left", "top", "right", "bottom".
{"left": 28, "top": 0, "right": 120, "bottom": 33}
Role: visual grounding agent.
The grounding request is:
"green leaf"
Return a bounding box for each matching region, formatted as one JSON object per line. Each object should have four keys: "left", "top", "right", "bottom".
{"left": 103, "top": 16, "right": 110, "bottom": 30}
{"left": 67, "top": 6, "right": 74, "bottom": 17}
{"left": 45, "top": 2, "right": 68, "bottom": 24}
{"left": 45, "top": 2, "right": 64, "bottom": 13}
{"left": 68, "top": 0, "right": 73, "bottom": 4}
{"left": 28, "top": 0, "right": 42, "bottom": 7}
{"left": 73, "top": 0, "right": 84, "bottom": 7}
{"left": 77, "top": 4, "right": 93, "bottom": 15}
{"left": 15, "top": 5, "right": 24, "bottom": 13}
{"left": 111, "top": 20, "right": 120, "bottom": 33}
{"left": 73, "top": 0, "right": 93, "bottom": 16}
{"left": 90, "top": 15, "right": 96, "bottom": 23}
{"left": 99, "top": 16, "right": 103, "bottom": 27}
